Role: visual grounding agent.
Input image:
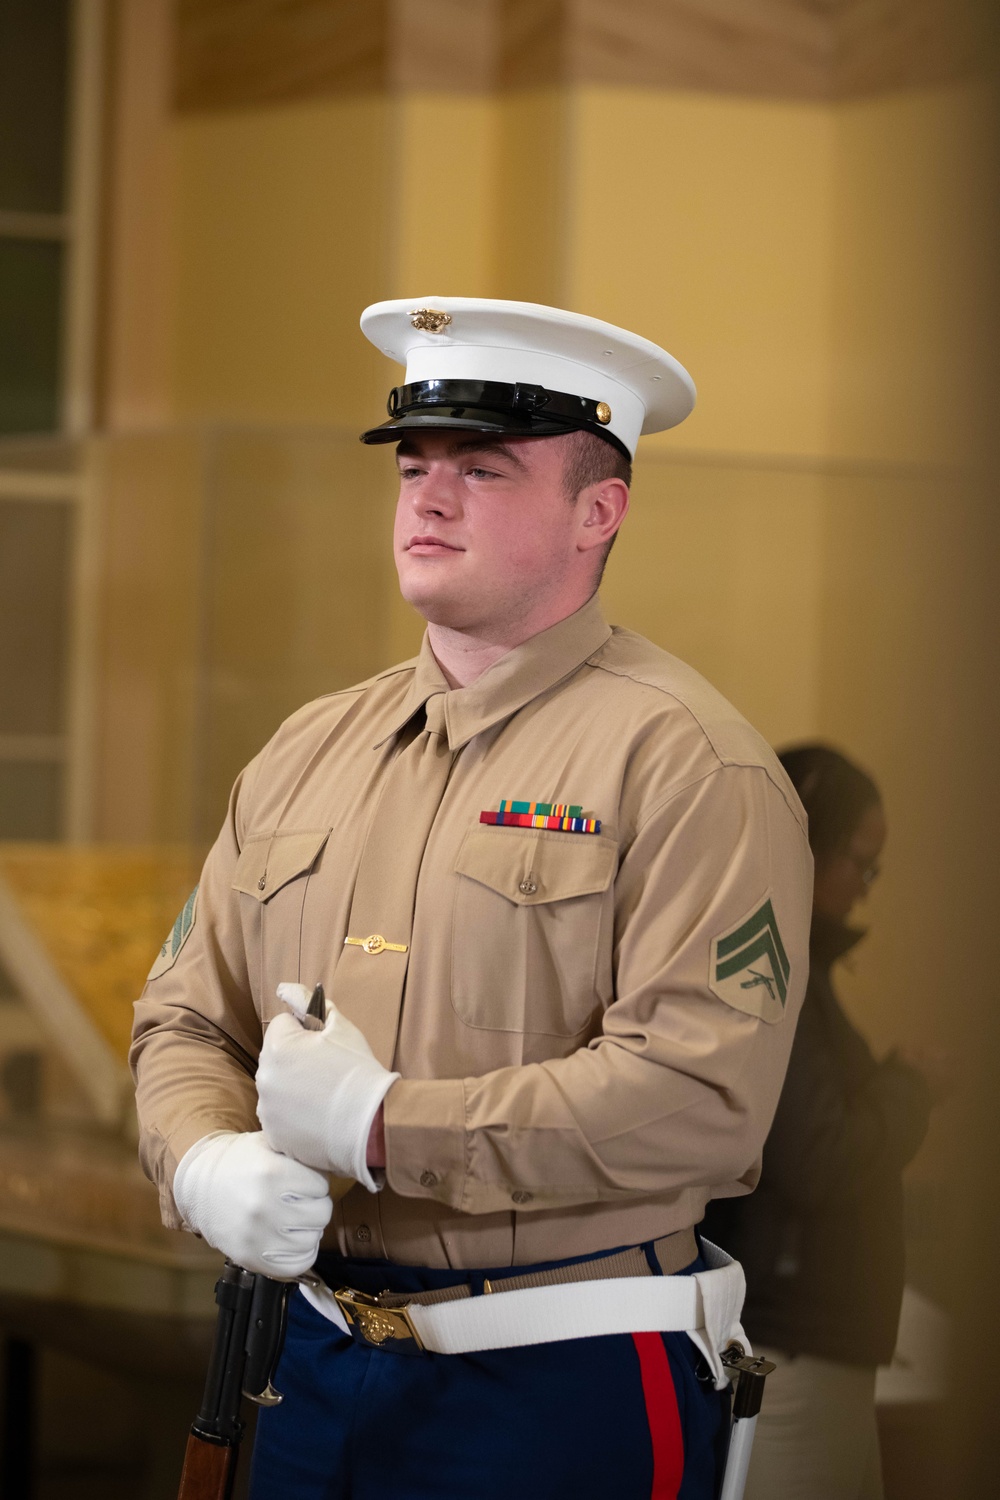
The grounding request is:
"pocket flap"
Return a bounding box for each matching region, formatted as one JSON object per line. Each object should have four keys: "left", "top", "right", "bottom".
{"left": 454, "top": 826, "right": 617, "bottom": 906}
{"left": 233, "top": 830, "right": 330, "bottom": 902}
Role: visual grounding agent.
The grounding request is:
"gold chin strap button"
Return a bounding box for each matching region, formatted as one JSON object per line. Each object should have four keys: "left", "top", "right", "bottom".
{"left": 344, "top": 934, "right": 409, "bottom": 956}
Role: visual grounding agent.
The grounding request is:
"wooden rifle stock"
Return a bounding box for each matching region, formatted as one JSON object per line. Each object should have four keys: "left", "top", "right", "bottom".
{"left": 178, "top": 1432, "right": 237, "bottom": 1500}
{"left": 177, "top": 1262, "right": 291, "bottom": 1500}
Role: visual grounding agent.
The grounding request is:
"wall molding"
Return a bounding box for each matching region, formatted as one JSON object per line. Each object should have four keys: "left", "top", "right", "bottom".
{"left": 174, "top": 0, "right": 990, "bottom": 113}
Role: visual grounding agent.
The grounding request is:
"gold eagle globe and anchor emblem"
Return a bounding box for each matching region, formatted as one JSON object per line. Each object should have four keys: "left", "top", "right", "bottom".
{"left": 356, "top": 1306, "right": 398, "bottom": 1346}
{"left": 408, "top": 308, "right": 453, "bottom": 333}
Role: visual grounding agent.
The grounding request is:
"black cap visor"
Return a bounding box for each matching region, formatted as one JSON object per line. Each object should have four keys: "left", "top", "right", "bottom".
{"left": 360, "top": 379, "right": 630, "bottom": 459}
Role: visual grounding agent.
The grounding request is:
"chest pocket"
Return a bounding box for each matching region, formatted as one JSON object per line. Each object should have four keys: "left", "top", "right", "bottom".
{"left": 451, "top": 826, "right": 617, "bottom": 1036}
{"left": 233, "top": 830, "right": 330, "bottom": 1013}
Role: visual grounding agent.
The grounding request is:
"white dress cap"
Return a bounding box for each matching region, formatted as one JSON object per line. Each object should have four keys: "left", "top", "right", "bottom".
{"left": 359, "top": 297, "right": 695, "bottom": 459}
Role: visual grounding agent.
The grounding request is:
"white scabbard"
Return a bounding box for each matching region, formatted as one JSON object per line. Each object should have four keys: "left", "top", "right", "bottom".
{"left": 719, "top": 1414, "right": 758, "bottom": 1500}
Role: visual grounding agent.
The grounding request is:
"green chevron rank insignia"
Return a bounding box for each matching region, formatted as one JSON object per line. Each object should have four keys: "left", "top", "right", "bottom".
{"left": 710, "top": 895, "right": 790, "bottom": 1024}
{"left": 147, "top": 885, "right": 199, "bottom": 983}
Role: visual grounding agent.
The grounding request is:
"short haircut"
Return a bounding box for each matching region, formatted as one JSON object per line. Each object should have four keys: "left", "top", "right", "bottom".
{"left": 777, "top": 743, "right": 881, "bottom": 860}
{"left": 562, "top": 430, "right": 632, "bottom": 500}
{"left": 561, "top": 431, "right": 631, "bottom": 582}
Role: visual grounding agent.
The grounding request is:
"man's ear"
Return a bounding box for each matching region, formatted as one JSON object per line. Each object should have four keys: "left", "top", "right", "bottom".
{"left": 576, "top": 478, "right": 629, "bottom": 553}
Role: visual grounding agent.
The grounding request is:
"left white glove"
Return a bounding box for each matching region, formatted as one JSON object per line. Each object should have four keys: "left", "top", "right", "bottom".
{"left": 256, "top": 982, "right": 399, "bottom": 1192}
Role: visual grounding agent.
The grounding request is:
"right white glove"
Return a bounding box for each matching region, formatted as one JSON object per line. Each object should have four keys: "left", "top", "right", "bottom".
{"left": 172, "top": 1130, "right": 332, "bottom": 1278}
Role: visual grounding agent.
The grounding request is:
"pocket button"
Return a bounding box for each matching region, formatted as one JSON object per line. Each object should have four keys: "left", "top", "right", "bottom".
{"left": 511, "top": 1190, "right": 533, "bottom": 1205}
{"left": 518, "top": 879, "right": 537, "bottom": 896}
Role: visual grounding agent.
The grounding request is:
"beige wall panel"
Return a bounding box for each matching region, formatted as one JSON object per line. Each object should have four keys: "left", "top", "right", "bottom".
{"left": 388, "top": 94, "right": 498, "bottom": 298}
{"left": 175, "top": 0, "right": 388, "bottom": 111}
{"left": 493, "top": 89, "right": 571, "bottom": 306}
{"left": 829, "top": 83, "right": 988, "bottom": 465}
{"left": 567, "top": 88, "right": 835, "bottom": 459}
{"left": 817, "top": 78, "right": 996, "bottom": 1254}
{"left": 90, "top": 433, "right": 205, "bottom": 842}
{"left": 816, "top": 470, "right": 992, "bottom": 1052}
{"left": 197, "top": 430, "right": 398, "bottom": 837}
{"left": 602, "top": 456, "right": 825, "bottom": 746}
{"left": 814, "top": 468, "right": 999, "bottom": 1252}
{"left": 171, "top": 95, "right": 392, "bottom": 425}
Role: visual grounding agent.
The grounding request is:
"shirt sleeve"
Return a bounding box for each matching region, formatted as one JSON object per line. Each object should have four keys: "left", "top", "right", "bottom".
{"left": 129, "top": 760, "right": 264, "bottom": 1227}
{"left": 384, "top": 764, "right": 814, "bottom": 1214}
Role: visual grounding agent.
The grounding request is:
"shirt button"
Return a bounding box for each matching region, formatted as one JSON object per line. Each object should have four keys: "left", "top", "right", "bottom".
{"left": 257, "top": 875, "right": 266, "bottom": 890}
{"left": 355, "top": 1224, "right": 372, "bottom": 1243}
{"left": 419, "top": 1170, "right": 438, "bottom": 1187}
{"left": 518, "top": 879, "right": 537, "bottom": 896}
{"left": 511, "top": 1190, "right": 533, "bottom": 1205}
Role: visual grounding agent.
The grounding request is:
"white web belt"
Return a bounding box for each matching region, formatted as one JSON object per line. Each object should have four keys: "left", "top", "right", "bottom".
{"left": 300, "top": 1238, "right": 747, "bottom": 1390}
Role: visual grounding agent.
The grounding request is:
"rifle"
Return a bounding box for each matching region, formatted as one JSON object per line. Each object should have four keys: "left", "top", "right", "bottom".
{"left": 177, "top": 1262, "right": 292, "bottom": 1500}
{"left": 178, "top": 984, "right": 329, "bottom": 1499}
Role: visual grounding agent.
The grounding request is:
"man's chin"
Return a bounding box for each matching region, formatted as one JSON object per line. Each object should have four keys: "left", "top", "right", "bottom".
{"left": 398, "top": 583, "right": 477, "bottom": 631}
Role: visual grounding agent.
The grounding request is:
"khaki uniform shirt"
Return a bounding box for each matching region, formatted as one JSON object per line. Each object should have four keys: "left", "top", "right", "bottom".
{"left": 131, "top": 595, "right": 812, "bottom": 1269}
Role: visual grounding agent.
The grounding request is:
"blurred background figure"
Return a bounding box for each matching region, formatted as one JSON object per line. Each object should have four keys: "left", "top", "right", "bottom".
{"left": 704, "top": 744, "right": 953, "bottom": 1500}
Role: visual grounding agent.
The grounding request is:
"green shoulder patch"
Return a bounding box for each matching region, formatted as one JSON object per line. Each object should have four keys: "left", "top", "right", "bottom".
{"left": 709, "top": 895, "right": 789, "bottom": 1024}
{"left": 147, "top": 885, "right": 199, "bottom": 983}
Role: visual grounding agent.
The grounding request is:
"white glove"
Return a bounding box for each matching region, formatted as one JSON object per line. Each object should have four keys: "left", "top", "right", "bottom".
{"left": 256, "top": 982, "right": 400, "bottom": 1192}
{"left": 172, "top": 1130, "right": 332, "bottom": 1278}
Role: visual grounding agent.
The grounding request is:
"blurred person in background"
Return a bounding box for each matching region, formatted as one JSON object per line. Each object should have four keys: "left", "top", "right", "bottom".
{"left": 703, "top": 743, "right": 952, "bottom": 1500}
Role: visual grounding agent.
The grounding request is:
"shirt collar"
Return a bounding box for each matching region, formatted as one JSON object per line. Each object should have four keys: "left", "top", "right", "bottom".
{"left": 375, "top": 593, "right": 612, "bottom": 750}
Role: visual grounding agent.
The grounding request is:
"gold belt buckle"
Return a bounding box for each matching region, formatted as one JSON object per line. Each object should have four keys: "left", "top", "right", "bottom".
{"left": 333, "top": 1287, "right": 425, "bottom": 1354}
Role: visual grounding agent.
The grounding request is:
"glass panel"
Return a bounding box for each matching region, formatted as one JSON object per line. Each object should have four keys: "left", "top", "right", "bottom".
{"left": 0, "top": 498, "right": 72, "bottom": 734}
{"left": 199, "top": 430, "right": 396, "bottom": 839}
{"left": 0, "top": 238, "right": 63, "bottom": 434}
{"left": 0, "top": 760, "right": 63, "bottom": 838}
{"left": 0, "top": 0, "right": 70, "bottom": 214}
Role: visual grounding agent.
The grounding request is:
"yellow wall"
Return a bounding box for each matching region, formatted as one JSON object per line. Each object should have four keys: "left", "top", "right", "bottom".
{"left": 389, "top": 94, "right": 499, "bottom": 298}
{"left": 816, "top": 83, "right": 996, "bottom": 1090}
{"left": 568, "top": 89, "right": 836, "bottom": 460}
{"left": 171, "top": 95, "right": 392, "bottom": 427}
{"left": 829, "top": 81, "right": 993, "bottom": 466}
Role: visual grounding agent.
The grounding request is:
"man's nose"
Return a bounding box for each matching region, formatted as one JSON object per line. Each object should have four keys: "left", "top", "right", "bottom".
{"left": 410, "top": 467, "right": 460, "bottom": 516}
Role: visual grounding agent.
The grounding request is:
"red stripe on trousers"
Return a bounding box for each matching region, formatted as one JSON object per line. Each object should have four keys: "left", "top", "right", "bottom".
{"left": 631, "top": 1332, "right": 684, "bottom": 1499}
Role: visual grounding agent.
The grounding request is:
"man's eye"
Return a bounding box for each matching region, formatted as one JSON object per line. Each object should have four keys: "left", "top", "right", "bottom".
{"left": 467, "top": 467, "right": 499, "bottom": 479}
{"left": 398, "top": 467, "right": 422, "bottom": 479}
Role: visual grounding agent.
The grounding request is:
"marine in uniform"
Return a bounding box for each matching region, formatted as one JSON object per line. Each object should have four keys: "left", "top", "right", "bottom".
{"left": 131, "top": 298, "right": 813, "bottom": 1499}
